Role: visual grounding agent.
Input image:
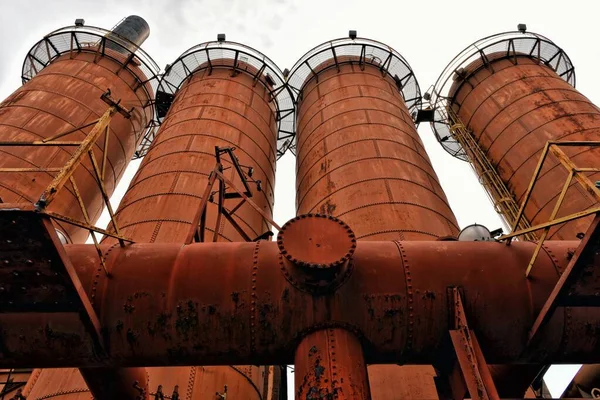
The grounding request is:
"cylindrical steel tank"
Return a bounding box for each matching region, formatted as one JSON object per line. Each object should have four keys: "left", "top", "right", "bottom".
{"left": 429, "top": 29, "right": 595, "bottom": 397}
{"left": 291, "top": 39, "right": 459, "bottom": 241}
{"left": 106, "top": 42, "right": 290, "bottom": 243}
{"left": 12, "top": 17, "right": 159, "bottom": 400}
{"left": 102, "top": 40, "right": 293, "bottom": 399}
{"left": 0, "top": 20, "right": 156, "bottom": 243}
{"left": 431, "top": 31, "right": 597, "bottom": 240}
{"left": 288, "top": 36, "right": 459, "bottom": 400}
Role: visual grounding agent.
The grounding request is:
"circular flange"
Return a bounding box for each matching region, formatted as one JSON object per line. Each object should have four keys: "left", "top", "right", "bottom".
{"left": 277, "top": 214, "right": 356, "bottom": 269}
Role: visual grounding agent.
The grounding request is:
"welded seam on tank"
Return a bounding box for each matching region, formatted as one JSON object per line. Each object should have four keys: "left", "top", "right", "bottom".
{"left": 467, "top": 86, "right": 593, "bottom": 150}
{"left": 0, "top": 139, "right": 113, "bottom": 232}
{"left": 301, "top": 176, "right": 455, "bottom": 216}
{"left": 177, "top": 72, "right": 271, "bottom": 104}
{"left": 121, "top": 169, "right": 210, "bottom": 193}
{"left": 296, "top": 138, "right": 437, "bottom": 189}
{"left": 298, "top": 85, "right": 412, "bottom": 129}
{"left": 452, "top": 68, "right": 555, "bottom": 117}
{"left": 28, "top": 69, "right": 151, "bottom": 145}
{"left": 115, "top": 218, "right": 235, "bottom": 242}
{"left": 509, "top": 137, "right": 600, "bottom": 198}
{"left": 334, "top": 201, "right": 460, "bottom": 231}
{"left": 34, "top": 64, "right": 153, "bottom": 126}
{"left": 360, "top": 229, "right": 438, "bottom": 240}
{"left": 297, "top": 85, "right": 412, "bottom": 130}
{"left": 474, "top": 87, "right": 586, "bottom": 143}
{"left": 297, "top": 157, "right": 447, "bottom": 209}
{"left": 298, "top": 68, "right": 409, "bottom": 107}
{"left": 163, "top": 101, "right": 277, "bottom": 158}
{"left": 136, "top": 132, "right": 275, "bottom": 195}
{"left": 32, "top": 387, "right": 90, "bottom": 399}
{"left": 540, "top": 244, "right": 563, "bottom": 275}
{"left": 298, "top": 66, "right": 410, "bottom": 105}
{"left": 522, "top": 180, "right": 596, "bottom": 231}
{"left": 482, "top": 102, "right": 600, "bottom": 169}
{"left": 136, "top": 147, "right": 274, "bottom": 207}
{"left": 115, "top": 193, "right": 262, "bottom": 237}
{"left": 144, "top": 126, "right": 274, "bottom": 175}
{"left": 50, "top": 52, "right": 157, "bottom": 104}
{"left": 494, "top": 116, "right": 600, "bottom": 198}
{"left": 0, "top": 172, "right": 84, "bottom": 239}
{"left": 456, "top": 73, "right": 569, "bottom": 127}
{"left": 156, "top": 117, "right": 276, "bottom": 172}
{"left": 0, "top": 117, "right": 119, "bottom": 188}
{"left": 296, "top": 122, "right": 429, "bottom": 172}
{"left": 168, "top": 84, "right": 277, "bottom": 138}
{"left": 297, "top": 110, "right": 422, "bottom": 156}
{"left": 298, "top": 104, "right": 414, "bottom": 143}
{"left": 297, "top": 95, "right": 413, "bottom": 144}
{"left": 172, "top": 74, "right": 276, "bottom": 131}
{"left": 0, "top": 106, "right": 121, "bottom": 191}
{"left": 393, "top": 240, "right": 414, "bottom": 354}
{"left": 451, "top": 59, "right": 556, "bottom": 112}
{"left": 118, "top": 149, "right": 273, "bottom": 213}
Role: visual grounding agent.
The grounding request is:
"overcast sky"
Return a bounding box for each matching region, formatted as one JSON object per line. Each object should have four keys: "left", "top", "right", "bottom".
{"left": 2, "top": 0, "right": 596, "bottom": 397}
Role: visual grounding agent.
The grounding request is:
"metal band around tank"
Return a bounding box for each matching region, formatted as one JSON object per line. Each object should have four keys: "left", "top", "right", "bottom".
{"left": 286, "top": 36, "right": 422, "bottom": 154}
{"left": 156, "top": 41, "right": 295, "bottom": 159}
{"left": 428, "top": 30, "right": 575, "bottom": 161}
{"left": 21, "top": 24, "right": 161, "bottom": 160}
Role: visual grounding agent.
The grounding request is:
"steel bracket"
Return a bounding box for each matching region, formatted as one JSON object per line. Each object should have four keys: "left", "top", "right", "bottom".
{"left": 528, "top": 213, "right": 600, "bottom": 346}
{"left": 436, "top": 288, "right": 500, "bottom": 400}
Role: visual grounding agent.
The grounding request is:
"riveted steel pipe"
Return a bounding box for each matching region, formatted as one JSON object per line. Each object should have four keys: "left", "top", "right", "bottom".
{"left": 2, "top": 239, "right": 598, "bottom": 368}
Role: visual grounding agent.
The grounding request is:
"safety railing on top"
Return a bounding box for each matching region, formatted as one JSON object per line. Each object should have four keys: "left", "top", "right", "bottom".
{"left": 21, "top": 23, "right": 161, "bottom": 160}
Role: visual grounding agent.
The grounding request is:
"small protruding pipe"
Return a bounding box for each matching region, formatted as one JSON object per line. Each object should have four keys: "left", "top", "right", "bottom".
{"left": 106, "top": 15, "right": 150, "bottom": 54}
{"left": 295, "top": 328, "right": 371, "bottom": 400}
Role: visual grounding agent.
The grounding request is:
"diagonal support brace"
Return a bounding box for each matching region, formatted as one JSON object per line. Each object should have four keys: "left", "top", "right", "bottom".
{"left": 448, "top": 287, "right": 500, "bottom": 400}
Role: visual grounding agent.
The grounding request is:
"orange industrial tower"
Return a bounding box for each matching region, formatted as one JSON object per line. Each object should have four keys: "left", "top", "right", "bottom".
{"left": 429, "top": 28, "right": 597, "bottom": 240}
{"left": 0, "top": 16, "right": 160, "bottom": 400}
{"left": 100, "top": 38, "right": 294, "bottom": 399}
{"left": 2, "top": 20, "right": 600, "bottom": 400}
{"left": 286, "top": 36, "right": 459, "bottom": 399}
{"left": 428, "top": 26, "right": 600, "bottom": 398}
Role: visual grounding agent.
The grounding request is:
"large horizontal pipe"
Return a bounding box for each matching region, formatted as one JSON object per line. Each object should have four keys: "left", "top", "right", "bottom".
{"left": 1, "top": 239, "right": 597, "bottom": 368}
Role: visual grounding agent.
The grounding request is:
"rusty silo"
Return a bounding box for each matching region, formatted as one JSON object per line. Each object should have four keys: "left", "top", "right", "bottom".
{"left": 429, "top": 28, "right": 599, "bottom": 240}
{"left": 0, "top": 16, "right": 157, "bottom": 244}
{"left": 0, "top": 16, "right": 159, "bottom": 400}
{"left": 101, "top": 38, "right": 293, "bottom": 399}
{"left": 287, "top": 34, "right": 459, "bottom": 399}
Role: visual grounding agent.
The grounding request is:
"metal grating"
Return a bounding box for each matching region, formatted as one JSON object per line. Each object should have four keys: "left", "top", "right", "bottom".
{"left": 157, "top": 41, "right": 295, "bottom": 159}
{"left": 21, "top": 24, "right": 161, "bottom": 160}
{"left": 286, "top": 37, "right": 422, "bottom": 154}
{"left": 428, "top": 30, "right": 575, "bottom": 161}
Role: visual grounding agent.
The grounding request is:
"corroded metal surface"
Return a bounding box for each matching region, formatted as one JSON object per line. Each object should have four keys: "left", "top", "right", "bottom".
{"left": 4, "top": 239, "right": 600, "bottom": 367}
{"left": 0, "top": 50, "right": 153, "bottom": 243}
{"left": 105, "top": 66, "right": 277, "bottom": 244}
{"left": 449, "top": 56, "right": 600, "bottom": 240}
{"left": 277, "top": 214, "right": 356, "bottom": 294}
{"left": 100, "top": 48, "right": 281, "bottom": 399}
{"left": 294, "top": 62, "right": 459, "bottom": 241}
{"left": 295, "top": 328, "right": 371, "bottom": 399}
{"left": 291, "top": 42, "right": 459, "bottom": 399}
